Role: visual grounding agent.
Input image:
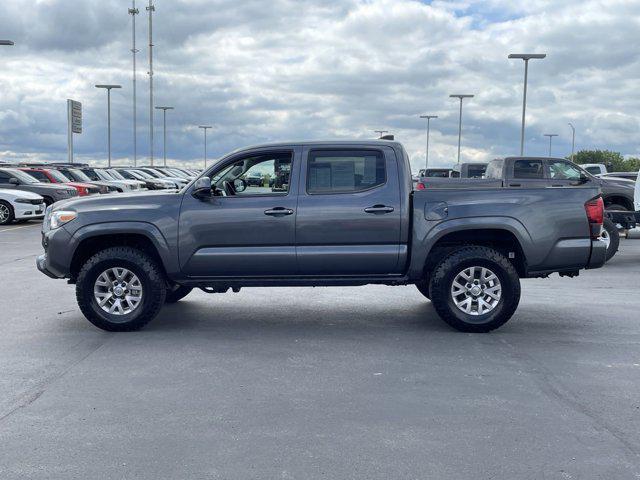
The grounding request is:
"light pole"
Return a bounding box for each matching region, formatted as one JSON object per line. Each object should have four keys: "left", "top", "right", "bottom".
{"left": 0, "top": 40, "right": 14, "bottom": 46}
{"left": 95, "top": 85, "right": 122, "bottom": 167}
{"left": 508, "top": 53, "right": 546, "bottom": 156}
{"left": 146, "top": 0, "right": 155, "bottom": 165}
{"left": 449, "top": 94, "right": 474, "bottom": 164}
{"left": 544, "top": 133, "right": 558, "bottom": 157}
{"left": 199, "top": 126, "right": 212, "bottom": 168}
{"left": 129, "top": 1, "right": 139, "bottom": 166}
{"left": 568, "top": 123, "right": 575, "bottom": 162}
{"left": 374, "top": 130, "right": 388, "bottom": 138}
{"left": 155, "top": 106, "right": 173, "bottom": 166}
{"left": 419, "top": 115, "right": 437, "bottom": 170}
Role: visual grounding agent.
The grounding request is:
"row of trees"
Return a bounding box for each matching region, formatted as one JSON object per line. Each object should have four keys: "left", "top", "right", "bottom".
{"left": 569, "top": 150, "right": 640, "bottom": 172}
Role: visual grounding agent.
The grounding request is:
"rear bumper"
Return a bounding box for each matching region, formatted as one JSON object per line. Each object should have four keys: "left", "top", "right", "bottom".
{"left": 586, "top": 238, "right": 607, "bottom": 269}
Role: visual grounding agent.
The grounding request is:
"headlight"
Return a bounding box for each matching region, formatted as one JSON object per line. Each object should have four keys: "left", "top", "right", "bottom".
{"left": 49, "top": 210, "right": 77, "bottom": 229}
{"left": 15, "top": 198, "right": 34, "bottom": 203}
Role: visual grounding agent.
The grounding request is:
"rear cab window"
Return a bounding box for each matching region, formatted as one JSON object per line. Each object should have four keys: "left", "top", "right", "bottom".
{"left": 513, "top": 160, "right": 544, "bottom": 179}
{"left": 306, "top": 150, "right": 385, "bottom": 194}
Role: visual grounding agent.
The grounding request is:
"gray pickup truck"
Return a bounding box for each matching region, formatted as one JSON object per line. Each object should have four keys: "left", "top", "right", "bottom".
{"left": 37, "top": 141, "right": 606, "bottom": 333}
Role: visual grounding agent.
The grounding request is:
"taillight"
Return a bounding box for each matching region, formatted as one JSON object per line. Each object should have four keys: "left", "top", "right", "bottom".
{"left": 416, "top": 182, "right": 425, "bottom": 190}
{"left": 585, "top": 197, "right": 604, "bottom": 239}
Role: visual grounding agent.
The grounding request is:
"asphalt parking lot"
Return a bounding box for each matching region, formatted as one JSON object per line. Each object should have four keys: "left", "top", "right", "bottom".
{"left": 1, "top": 221, "right": 639, "bottom": 479}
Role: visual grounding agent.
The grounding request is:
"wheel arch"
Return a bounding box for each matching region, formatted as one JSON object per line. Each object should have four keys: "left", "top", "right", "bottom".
{"left": 603, "top": 194, "right": 633, "bottom": 211}
{"left": 69, "top": 222, "right": 175, "bottom": 281}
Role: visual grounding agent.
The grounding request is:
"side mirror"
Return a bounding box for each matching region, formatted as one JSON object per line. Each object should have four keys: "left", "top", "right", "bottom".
{"left": 233, "top": 178, "right": 247, "bottom": 193}
{"left": 192, "top": 177, "right": 212, "bottom": 198}
{"left": 9, "top": 178, "right": 19, "bottom": 185}
{"left": 579, "top": 174, "right": 590, "bottom": 184}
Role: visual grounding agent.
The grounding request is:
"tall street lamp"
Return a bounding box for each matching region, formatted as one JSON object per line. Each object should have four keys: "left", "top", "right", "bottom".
{"left": 95, "top": 84, "right": 122, "bottom": 167}
{"left": 568, "top": 123, "right": 576, "bottom": 162}
{"left": 155, "top": 106, "right": 173, "bottom": 166}
{"left": 419, "top": 115, "right": 437, "bottom": 170}
{"left": 544, "top": 133, "right": 558, "bottom": 157}
{"left": 449, "top": 94, "right": 474, "bottom": 164}
{"left": 508, "top": 53, "right": 546, "bottom": 156}
{"left": 199, "top": 125, "right": 212, "bottom": 168}
{"left": 128, "top": 1, "right": 140, "bottom": 166}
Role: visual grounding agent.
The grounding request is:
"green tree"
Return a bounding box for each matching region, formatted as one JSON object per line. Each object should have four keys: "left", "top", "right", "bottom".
{"left": 568, "top": 150, "right": 640, "bottom": 172}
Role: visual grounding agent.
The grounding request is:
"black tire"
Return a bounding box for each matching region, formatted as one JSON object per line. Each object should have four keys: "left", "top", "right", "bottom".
{"left": 602, "top": 218, "right": 620, "bottom": 262}
{"left": 165, "top": 285, "right": 193, "bottom": 303}
{"left": 0, "top": 201, "right": 15, "bottom": 225}
{"left": 429, "top": 246, "right": 521, "bottom": 333}
{"left": 76, "top": 246, "right": 166, "bottom": 331}
{"left": 606, "top": 203, "right": 628, "bottom": 211}
{"left": 415, "top": 280, "right": 430, "bottom": 299}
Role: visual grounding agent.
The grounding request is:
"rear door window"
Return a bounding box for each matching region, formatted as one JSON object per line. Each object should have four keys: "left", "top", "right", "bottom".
{"left": 307, "top": 150, "right": 385, "bottom": 194}
{"left": 513, "top": 160, "right": 544, "bottom": 179}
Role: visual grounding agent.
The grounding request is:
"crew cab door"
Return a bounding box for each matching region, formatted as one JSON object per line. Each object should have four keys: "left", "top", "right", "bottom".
{"left": 295, "top": 146, "right": 403, "bottom": 275}
{"left": 505, "top": 158, "right": 548, "bottom": 187}
{"left": 178, "top": 147, "right": 301, "bottom": 277}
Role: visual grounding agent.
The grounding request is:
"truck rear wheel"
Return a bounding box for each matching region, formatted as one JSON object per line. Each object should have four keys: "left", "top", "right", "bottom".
{"left": 429, "top": 246, "right": 520, "bottom": 333}
{"left": 76, "top": 246, "right": 166, "bottom": 331}
{"left": 601, "top": 218, "right": 620, "bottom": 262}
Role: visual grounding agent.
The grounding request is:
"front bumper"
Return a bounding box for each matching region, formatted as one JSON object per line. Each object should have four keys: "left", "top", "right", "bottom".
{"left": 586, "top": 238, "right": 607, "bottom": 269}
{"left": 14, "top": 202, "right": 46, "bottom": 220}
{"left": 36, "top": 224, "right": 73, "bottom": 279}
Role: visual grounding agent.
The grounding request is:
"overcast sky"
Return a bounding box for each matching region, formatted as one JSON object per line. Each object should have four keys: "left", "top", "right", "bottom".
{"left": 0, "top": 0, "right": 639, "bottom": 171}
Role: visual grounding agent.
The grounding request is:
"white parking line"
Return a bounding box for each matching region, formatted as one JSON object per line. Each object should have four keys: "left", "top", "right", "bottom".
{"left": 0, "top": 224, "right": 41, "bottom": 234}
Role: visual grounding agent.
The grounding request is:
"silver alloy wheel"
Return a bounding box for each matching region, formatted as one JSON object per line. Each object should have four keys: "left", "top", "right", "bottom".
{"left": 93, "top": 267, "right": 143, "bottom": 315}
{"left": 600, "top": 228, "right": 611, "bottom": 249}
{"left": 0, "top": 204, "right": 10, "bottom": 223}
{"left": 450, "top": 266, "right": 502, "bottom": 316}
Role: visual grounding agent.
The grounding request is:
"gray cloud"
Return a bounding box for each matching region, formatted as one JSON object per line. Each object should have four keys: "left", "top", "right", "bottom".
{"left": 0, "top": 0, "right": 639, "bottom": 171}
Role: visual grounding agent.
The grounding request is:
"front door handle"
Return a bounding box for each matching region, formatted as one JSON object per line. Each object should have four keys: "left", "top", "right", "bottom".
{"left": 551, "top": 184, "right": 564, "bottom": 187}
{"left": 509, "top": 183, "right": 521, "bottom": 187}
{"left": 364, "top": 205, "right": 394, "bottom": 214}
{"left": 264, "top": 207, "right": 294, "bottom": 216}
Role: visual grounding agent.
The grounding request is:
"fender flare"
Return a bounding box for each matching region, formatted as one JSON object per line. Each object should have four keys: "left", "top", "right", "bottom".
{"left": 69, "top": 221, "right": 178, "bottom": 275}
{"left": 408, "top": 216, "right": 534, "bottom": 279}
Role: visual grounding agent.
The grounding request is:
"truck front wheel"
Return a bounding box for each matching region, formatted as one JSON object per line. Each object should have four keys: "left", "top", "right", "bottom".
{"left": 429, "top": 246, "right": 520, "bottom": 333}
{"left": 76, "top": 247, "right": 167, "bottom": 331}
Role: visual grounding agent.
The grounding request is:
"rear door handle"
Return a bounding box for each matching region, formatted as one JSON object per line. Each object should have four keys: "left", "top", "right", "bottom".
{"left": 264, "top": 207, "right": 294, "bottom": 216}
{"left": 364, "top": 205, "right": 394, "bottom": 214}
{"left": 551, "top": 184, "right": 564, "bottom": 187}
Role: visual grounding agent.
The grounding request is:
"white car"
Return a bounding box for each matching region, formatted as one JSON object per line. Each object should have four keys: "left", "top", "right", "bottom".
{"left": 0, "top": 188, "right": 46, "bottom": 225}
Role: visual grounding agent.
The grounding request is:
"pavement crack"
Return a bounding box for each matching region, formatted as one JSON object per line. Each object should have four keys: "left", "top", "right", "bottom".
{"left": 496, "top": 336, "right": 640, "bottom": 464}
{"left": 0, "top": 334, "right": 112, "bottom": 425}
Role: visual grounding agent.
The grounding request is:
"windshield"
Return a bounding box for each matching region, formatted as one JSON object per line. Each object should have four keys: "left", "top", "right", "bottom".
{"left": 68, "top": 169, "right": 93, "bottom": 182}
{"left": 141, "top": 169, "right": 162, "bottom": 178}
{"left": 95, "top": 170, "right": 115, "bottom": 181}
{"left": 81, "top": 169, "right": 99, "bottom": 181}
{"left": 116, "top": 169, "right": 136, "bottom": 180}
{"left": 7, "top": 168, "right": 39, "bottom": 184}
{"left": 130, "top": 169, "right": 153, "bottom": 179}
{"left": 48, "top": 169, "right": 71, "bottom": 182}
{"left": 167, "top": 168, "right": 189, "bottom": 179}
{"left": 107, "top": 169, "right": 126, "bottom": 180}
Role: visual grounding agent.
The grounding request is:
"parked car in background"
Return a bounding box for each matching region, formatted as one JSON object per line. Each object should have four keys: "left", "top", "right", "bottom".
{"left": 101, "top": 169, "right": 147, "bottom": 190}
{"left": 245, "top": 171, "right": 264, "bottom": 186}
{"left": 0, "top": 189, "right": 46, "bottom": 225}
{"left": 136, "top": 167, "right": 189, "bottom": 188}
{"left": 450, "top": 162, "right": 488, "bottom": 178}
{"left": 78, "top": 167, "right": 140, "bottom": 192}
{"left": 18, "top": 167, "right": 101, "bottom": 197}
{"left": 52, "top": 166, "right": 116, "bottom": 194}
{"left": 0, "top": 168, "right": 78, "bottom": 205}
{"left": 114, "top": 168, "right": 175, "bottom": 190}
{"left": 38, "top": 140, "right": 606, "bottom": 333}
{"left": 581, "top": 163, "right": 609, "bottom": 175}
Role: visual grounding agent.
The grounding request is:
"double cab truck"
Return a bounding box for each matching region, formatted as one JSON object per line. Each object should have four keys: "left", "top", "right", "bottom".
{"left": 37, "top": 141, "right": 606, "bottom": 333}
